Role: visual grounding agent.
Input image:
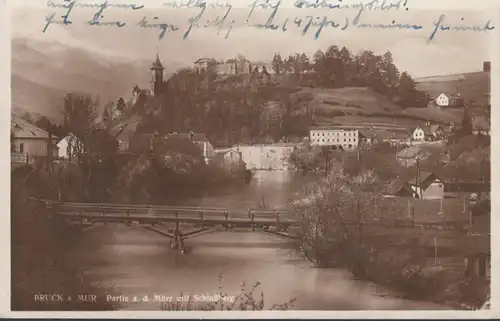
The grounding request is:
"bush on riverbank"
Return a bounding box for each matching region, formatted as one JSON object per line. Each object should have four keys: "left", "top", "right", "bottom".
{"left": 11, "top": 171, "right": 117, "bottom": 311}
{"left": 290, "top": 164, "right": 489, "bottom": 309}
{"left": 160, "top": 274, "right": 295, "bottom": 311}
{"left": 110, "top": 150, "right": 248, "bottom": 204}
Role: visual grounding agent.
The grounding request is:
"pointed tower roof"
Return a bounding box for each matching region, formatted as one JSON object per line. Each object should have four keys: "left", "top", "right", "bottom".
{"left": 151, "top": 53, "right": 164, "bottom": 71}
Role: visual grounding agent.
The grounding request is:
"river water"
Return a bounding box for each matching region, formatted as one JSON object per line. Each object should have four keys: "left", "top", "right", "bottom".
{"left": 76, "top": 171, "right": 450, "bottom": 310}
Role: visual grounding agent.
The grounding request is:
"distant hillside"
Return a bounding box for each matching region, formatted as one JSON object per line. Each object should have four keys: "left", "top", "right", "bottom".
{"left": 295, "top": 87, "right": 462, "bottom": 129}
{"left": 11, "top": 38, "right": 176, "bottom": 122}
{"left": 415, "top": 71, "right": 491, "bottom": 107}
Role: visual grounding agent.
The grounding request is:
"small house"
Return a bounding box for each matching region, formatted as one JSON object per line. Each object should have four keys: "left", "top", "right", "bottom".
{"left": 435, "top": 93, "right": 464, "bottom": 107}
{"left": 411, "top": 123, "right": 443, "bottom": 142}
{"left": 387, "top": 172, "right": 445, "bottom": 199}
{"left": 57, "top": 134, "right": 84, "bottom": 160}
{"left": 406, "top": 171, "right": 445, "bottom": 200}
{"left": 11, "top": 114, "right": 58, "bottom": 163}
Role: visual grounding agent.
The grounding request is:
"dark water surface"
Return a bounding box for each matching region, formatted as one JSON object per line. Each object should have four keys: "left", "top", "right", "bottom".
{"left": 75, "top": 171, "right": 451, "bottom": 310}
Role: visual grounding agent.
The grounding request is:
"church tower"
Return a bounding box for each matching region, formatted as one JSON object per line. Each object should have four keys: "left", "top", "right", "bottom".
{"left": 151, "top": 53, "right": 165, "bottom": 96}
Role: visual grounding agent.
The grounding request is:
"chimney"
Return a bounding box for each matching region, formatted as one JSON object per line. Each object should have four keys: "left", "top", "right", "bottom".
{"left": 483, "top": 61, "right": 491, "bottom": 72}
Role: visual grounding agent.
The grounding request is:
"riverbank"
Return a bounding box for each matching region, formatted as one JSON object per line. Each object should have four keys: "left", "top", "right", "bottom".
{"left": 72, "top": 225, "right": 452, "bottom": 310}
{"left": 290, "top": 167, "right": 489, "bottom": 310}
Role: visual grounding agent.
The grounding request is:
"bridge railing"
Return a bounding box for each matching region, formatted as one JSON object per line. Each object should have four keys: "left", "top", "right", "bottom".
{"left": 31, "top": 198, "right": 295, "bottom": 221}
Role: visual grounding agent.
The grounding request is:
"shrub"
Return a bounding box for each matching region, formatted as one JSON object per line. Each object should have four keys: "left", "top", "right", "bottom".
{"left": 160, "top": 274, "right": 295, "bottom": 311}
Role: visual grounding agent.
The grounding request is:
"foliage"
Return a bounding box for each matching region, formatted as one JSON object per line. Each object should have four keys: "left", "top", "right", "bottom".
{"left": 62, "top": 93, "right": 119, "bottom": 201}
{"left": 160, "top": 274, "right": 295, "bottom": 311}
{"left": 290, "top": 164, "right": 489, "bottom": 308}
{"left": 291, "top": 164, "right": 387, "bottom": 268}
{"left": 460, "top": 108, "right": 473, "bottom": 137}
{"left": 11, "top": 173, "right": 117, "bottom": 311}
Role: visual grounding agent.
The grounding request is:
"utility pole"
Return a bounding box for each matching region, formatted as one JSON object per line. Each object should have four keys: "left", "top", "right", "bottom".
{"left": 324, "top": 146, "right": 329, "bottom": 178}
{"left": 415, "top": 157, "right": 421, "bottom": 199}
{"left": 479, "top": 155, "right": 485, "bottom": 201}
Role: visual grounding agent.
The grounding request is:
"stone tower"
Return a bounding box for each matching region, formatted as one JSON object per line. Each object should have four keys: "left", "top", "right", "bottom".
{"left": 151, "top": 53, "right": 165, "bottom": 96}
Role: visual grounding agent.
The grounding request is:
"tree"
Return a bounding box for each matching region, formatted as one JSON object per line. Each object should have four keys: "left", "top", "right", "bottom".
{"left": 380, "top": 51, "right": 400, "bottom": 98}
{"left": 63, "top": 93, "right": 117, "bottom": 201}
{"left": 461, "top": 107, "right": 473, "bottom": 137}
{"left": 291, "top": 164, "right": 386, "bottom": 270}
{"left": 272, "top": 53, "right": 284, "bottom": 75}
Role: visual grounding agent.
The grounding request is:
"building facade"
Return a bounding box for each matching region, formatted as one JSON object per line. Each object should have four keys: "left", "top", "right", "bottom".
{"left": 435, "top": 93, "right": 464, "bottom": 107}
{"left": 11, "top": 114, "right": 58, "bottom": 163}
{"left": 309, "top": 128, "right": 359, "bottom": 151}
{"left": 407, "top": 172, "right": 445, "bottom": 200}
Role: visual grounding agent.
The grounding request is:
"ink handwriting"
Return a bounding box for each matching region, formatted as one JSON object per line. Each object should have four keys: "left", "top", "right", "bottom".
{"left": 39, "top": 0, "right": 496, "bottom": 43}
{"left": 428, "top": 14, "right": 495, "bottom": 42}
{"left": 87, "top": 1, "right": 127, "bottom": 27}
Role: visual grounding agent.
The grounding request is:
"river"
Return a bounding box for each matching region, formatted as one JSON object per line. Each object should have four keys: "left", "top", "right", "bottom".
{"left": 75, "top": 171, "right": 450, "bottom": 310}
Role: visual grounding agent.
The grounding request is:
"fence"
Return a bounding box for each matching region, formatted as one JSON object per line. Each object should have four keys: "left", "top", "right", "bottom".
{"left": 373, "top": 197, "right": 467, "bottom": 223}
{"left": 11, "top": 153, "right": 28, "bottom": 164}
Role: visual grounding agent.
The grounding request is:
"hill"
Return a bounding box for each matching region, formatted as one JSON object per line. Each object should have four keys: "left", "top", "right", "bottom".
{"left": 415, "top": 71, "right": 491, "bottom": 107}
{"left": 11, "top": 38, "right": 176, "bottom": 122}
{"left": 295, "top": 87, "right": 463, "bottom": 130}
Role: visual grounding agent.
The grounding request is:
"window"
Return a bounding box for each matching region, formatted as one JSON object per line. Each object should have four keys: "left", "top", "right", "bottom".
{"left": 19, "top": 143, "right": 24, "bottom": 153}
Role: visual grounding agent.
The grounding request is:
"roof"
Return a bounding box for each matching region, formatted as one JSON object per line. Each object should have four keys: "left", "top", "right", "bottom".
{"left": 438, "top": 92, "right": 463, "bottom": 99}
{"left": 11, "top": 114, "right": 52, "bottom": 139}
{"left": 396, "top": 146, "right": 429, "bottom": 159}
{"left": 194, "top": 58, "right": 213, "bottom": 64}
{"left": 166, "top": 132, "right": 208, "bottom": 142}
{"left": 430, "top": 124, "right": 442, "bottom": 133}
{"left": 385, "top": 131, "right": 411, "bottom": 140}
{"left": 472, "top": 116, "right": 490, "bottom": 131}
{"left": 111, "top": 115, "right": 142, "bottom": 140}
{"left": 406, "top": 171, "right": 442, "bottom": 186}
{"left": 151, "top": 54, "right": 164, "bottom": 70}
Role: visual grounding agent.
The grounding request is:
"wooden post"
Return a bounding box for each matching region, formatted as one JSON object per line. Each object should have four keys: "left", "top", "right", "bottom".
{"left": 251, "top": 210, "right": 255, "bottom": 232}
{"left": 438, "top": 197, "right": 444, "bottom": 215}
{"left": 224, "top": 210, "right": 229, "bottom": 230}
{"left": 199, "top": 211, "right": 204, "bottom": 228}
{"left": 463, "top": 199, "right": 467, "bottom": 213}
{"left": 276, "top": 212, "right": 280, "bottom": 232}
{"left": 101, "top": 206, "right": 106, "bottom": 227}
{"left": 173, "top": 211, "right": 180, "bottom": 249}
{"left": 434, "top": 236, "right": 438, "bottom": 266}
{"left": 407, "top": 200, "right": 411, "bottom": 218}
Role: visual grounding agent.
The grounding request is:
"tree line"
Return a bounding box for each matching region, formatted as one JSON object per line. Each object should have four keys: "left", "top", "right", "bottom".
{"left": 271, "top": 47, "right": 429, "bottom": 107}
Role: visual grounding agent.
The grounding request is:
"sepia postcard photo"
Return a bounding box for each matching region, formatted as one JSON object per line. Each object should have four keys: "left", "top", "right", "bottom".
{"left": 6, "top": 0, "right": 498, "bottom": 317}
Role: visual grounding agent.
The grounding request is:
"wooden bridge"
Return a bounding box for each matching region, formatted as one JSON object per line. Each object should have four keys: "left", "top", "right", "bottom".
{"left": 31, "top": 198, "right": 300, "bottom": 253}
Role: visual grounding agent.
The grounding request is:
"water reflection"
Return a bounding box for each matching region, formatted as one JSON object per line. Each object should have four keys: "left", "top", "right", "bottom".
{"left": 78, "top": 171, "right": 451, "bottom": 310}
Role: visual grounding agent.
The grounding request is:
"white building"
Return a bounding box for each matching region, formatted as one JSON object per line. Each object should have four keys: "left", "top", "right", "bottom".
{"left": 435, "top": 93, "right": 464, "bottom": 107}
{"left": 309, "top": 127, "right": 360, "bottom": 151}
{"left": 57, "top": 134, "right": 86, "bottom": 160}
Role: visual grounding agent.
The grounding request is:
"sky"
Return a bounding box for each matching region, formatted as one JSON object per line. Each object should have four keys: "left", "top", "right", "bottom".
{"left": 8, "top": 0, "right": 500, "bottom": 78}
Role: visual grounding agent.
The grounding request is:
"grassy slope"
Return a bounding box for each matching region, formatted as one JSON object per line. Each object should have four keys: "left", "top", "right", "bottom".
{"left": 296, "top": 87, "right": 461, "bottom": 130}
{"left": 416, "top": 72, "right": 491, "bottom": 107}
{"left": 298, "top": 70, "right": 490, "bottom": 129}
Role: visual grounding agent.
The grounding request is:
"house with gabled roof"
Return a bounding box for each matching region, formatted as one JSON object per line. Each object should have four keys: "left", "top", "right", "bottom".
{"left": 435, "top": 92, "right": 465, "bottom": 107}
{"left": 387, "top": 171, "right": 445, "bottom": 200}
{"left": 11, "top": 113, "right": 58, "bottom": 163}
{"left": 411, "top": 123, "right": 443, "bottom": 142}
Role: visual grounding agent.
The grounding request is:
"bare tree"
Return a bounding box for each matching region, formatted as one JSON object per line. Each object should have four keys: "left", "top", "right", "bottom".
{"left": 63, "top": 93, "right": 117, "bottom": 200}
